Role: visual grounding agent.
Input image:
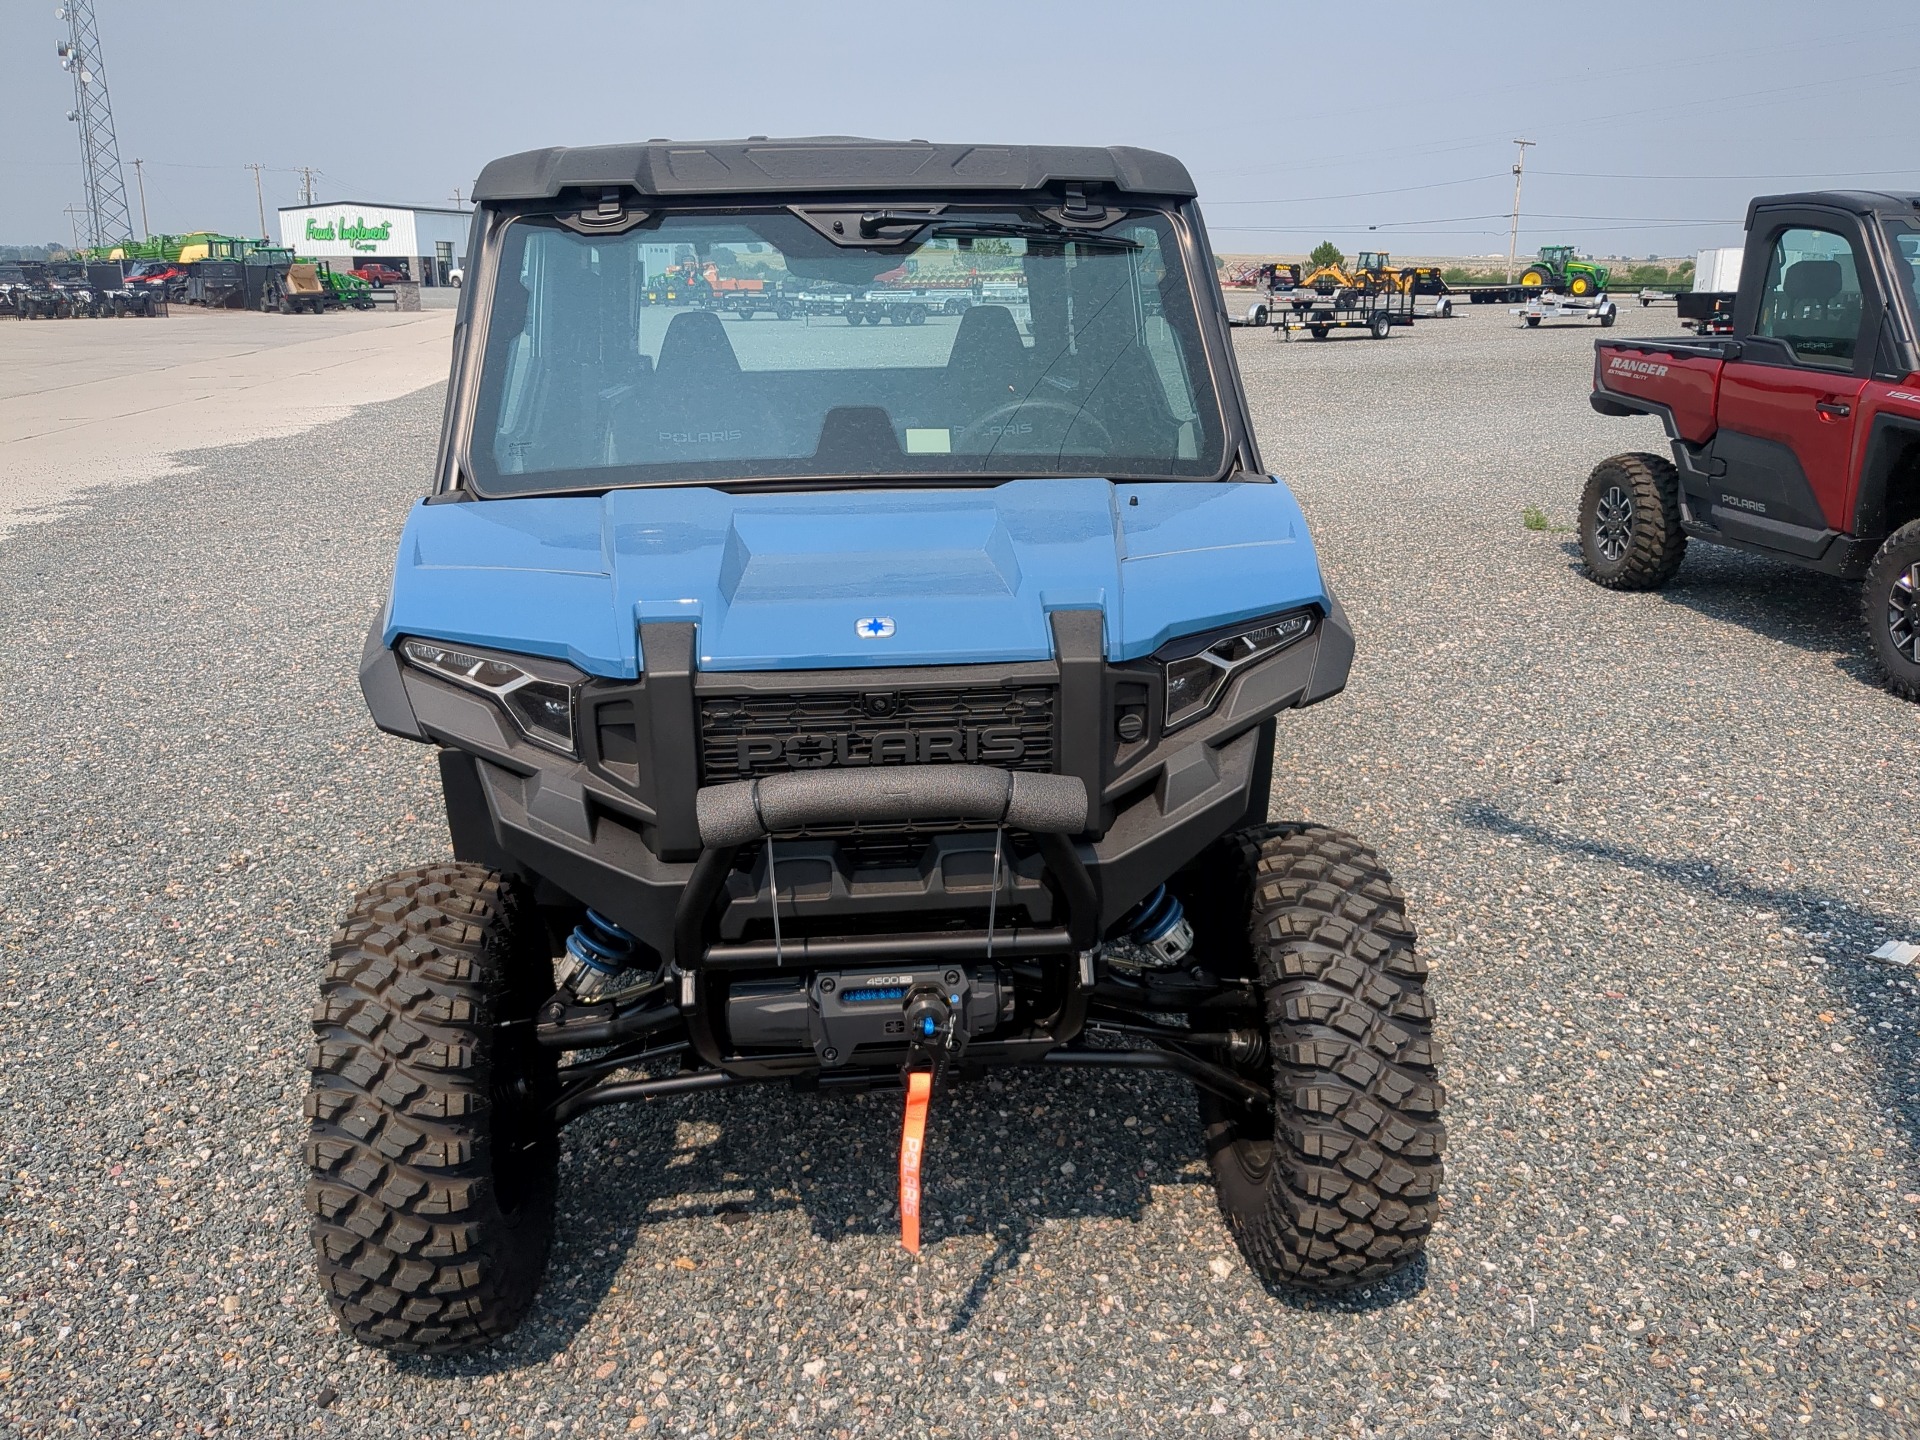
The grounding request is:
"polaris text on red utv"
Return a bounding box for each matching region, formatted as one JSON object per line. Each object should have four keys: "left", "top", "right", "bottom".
{"left": 312, "top": 137, "right": 1445, "bottom": 1351}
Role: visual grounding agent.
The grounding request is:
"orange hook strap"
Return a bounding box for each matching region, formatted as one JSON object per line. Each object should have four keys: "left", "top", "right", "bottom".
{"left": 898, "top": 1069, "right": 933, "bottom": 1254}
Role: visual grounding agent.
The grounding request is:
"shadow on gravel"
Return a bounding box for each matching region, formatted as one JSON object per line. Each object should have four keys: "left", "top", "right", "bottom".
{"left": 394, "top": 1064, "right": 1215, "bottom": 1375}
{"left": 1257, "top": 1253, "right": 1428, "bottom": 1313}
{"left": 1458, "top": 800, "right": 1920, "bottom": 1163}
{"left": 1556, "top": 537, "right": 1881, "bottom": 689}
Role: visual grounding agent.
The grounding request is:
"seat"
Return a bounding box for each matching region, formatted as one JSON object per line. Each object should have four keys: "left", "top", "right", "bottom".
{"left": 655, "top": 308, "right": 742, "bottom": 383}
{"left": 1775, "top": 258, "right": 1857, "bottom": 350}
{"left": 944, "top": 304, "right": 1029, "bottom": 418}
{"left": 612, "top": 309, "right": 767, "bottom": 463}
{"left": 811, "top": 406, "right": 901, "bottom": 473}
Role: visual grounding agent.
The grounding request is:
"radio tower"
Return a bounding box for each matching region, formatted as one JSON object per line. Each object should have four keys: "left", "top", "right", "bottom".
{"left": 56, "top": 2, "right": 133, "bottom": 250}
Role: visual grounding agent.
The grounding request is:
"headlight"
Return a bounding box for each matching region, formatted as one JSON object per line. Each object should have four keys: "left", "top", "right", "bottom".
{"left": 400, "top": 638, "right": 578, "bottom": 755}
{"left": 1161, "top": 612, "right": 1315, "bottom": 731}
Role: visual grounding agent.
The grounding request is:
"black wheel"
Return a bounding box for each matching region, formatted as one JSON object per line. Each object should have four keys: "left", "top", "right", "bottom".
{"left": 1865, "top": 519, "right": 1920, "bottom": 701}
{"left": 1578, "top": 451, "right": 1687, "bottom": 590}
{"left": 1519, "top": 267, "right": 1549, "bottom": 289}
{"left": 1599, "top": 306, "right": 1617, "bottom": 328}
{"left": 1198, "top": 825, "right": 1442, "bottom": 1290}
{"left": 307, "top": 864, "right": 558, "bottom": 1353}
{"left": 1309, "top": 325, "right": 1329, "bottom": 341}
{"left": 1248, "top": 302, "right": 1269, "bottom": 327}
{"left": 1369, "top": 312, "right": 1392, "bottom": 340}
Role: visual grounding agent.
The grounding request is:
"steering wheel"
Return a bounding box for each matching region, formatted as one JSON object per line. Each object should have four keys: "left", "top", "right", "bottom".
{"left": 957, "top": 398, "right": 1115, "bottom": 456}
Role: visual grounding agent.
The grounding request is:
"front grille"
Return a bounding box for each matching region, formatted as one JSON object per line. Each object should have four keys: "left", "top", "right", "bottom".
{"left": 700, "top": 684, "right": 1056, "bottom": 783}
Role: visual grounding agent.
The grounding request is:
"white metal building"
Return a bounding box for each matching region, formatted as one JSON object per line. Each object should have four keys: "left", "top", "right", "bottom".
{"left": 276, "top": 202, "right": 472, "bottom": 286}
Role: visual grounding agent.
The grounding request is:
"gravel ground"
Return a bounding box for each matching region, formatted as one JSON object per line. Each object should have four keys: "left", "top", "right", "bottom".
{"left": 2, "top": 298, "right": 1918, "bottom": 1438}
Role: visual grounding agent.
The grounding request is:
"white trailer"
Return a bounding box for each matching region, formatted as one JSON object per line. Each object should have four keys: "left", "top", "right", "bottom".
{"left": 1511, "top": 292, "right": 1618, "bottom": 328}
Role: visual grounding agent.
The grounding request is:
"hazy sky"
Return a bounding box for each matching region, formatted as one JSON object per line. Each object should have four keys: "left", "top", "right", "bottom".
{"left": 3, "top": 0, "right": 1916, "bottom": 259}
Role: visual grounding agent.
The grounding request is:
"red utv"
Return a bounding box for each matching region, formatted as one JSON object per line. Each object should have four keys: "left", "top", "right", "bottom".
{"left": 1583, "top": 190, "right": 1920, "bottom": 698}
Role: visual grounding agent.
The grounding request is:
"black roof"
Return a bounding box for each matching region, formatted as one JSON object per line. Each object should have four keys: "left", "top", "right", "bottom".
{"left": 472, "top": 138, "right": 1196, "bottom": 204}
{"left": 1746, "top": 190, "right": 1920, "bottom": 225}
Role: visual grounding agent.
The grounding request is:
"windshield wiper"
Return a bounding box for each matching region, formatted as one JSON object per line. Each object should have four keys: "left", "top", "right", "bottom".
{"left": 929, "top": 220, "right": 1141, "bottom": 251}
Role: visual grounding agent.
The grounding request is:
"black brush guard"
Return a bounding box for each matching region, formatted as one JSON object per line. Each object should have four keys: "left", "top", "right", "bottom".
{"left": 543, "top": 765, "right": 1271, "bottom": 1121}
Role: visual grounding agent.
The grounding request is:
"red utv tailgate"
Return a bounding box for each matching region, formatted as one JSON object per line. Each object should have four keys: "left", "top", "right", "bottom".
{"left": 1593, "top": 341, "right": 1723, "bottom": 444}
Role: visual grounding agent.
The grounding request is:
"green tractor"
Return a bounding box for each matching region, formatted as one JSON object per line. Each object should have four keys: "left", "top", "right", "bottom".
{"left": 1519, "top": 244, "right": 1609, "bottom": 297}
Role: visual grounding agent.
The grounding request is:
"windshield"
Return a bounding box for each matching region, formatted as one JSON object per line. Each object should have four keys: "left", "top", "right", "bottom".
{"left": 468, "top": 207, "right": 1226, "bottom": 494}
{"left": 1887, "top": 220, "right": 1920, "bottom": 329}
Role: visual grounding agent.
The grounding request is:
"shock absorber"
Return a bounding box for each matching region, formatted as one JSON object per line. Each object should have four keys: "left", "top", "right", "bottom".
{"left": 1115, "top": 884, "right": 1195, "bottom": 970}
{"left": 557, "top": 909, "right": 642, "bottom": 1002}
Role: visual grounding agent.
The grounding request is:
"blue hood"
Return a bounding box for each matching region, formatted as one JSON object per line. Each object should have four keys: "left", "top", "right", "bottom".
{"left": 384, "top": 478, "right": 1327, "bottom": 677}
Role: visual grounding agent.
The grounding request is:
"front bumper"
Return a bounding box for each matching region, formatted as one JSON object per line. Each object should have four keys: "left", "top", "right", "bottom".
{"left": 362, "top": 598, "right": 1354, "bottom": 959}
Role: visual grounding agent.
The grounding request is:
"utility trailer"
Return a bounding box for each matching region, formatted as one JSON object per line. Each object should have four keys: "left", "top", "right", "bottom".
{"left": 1262, "top": 286, "right": 1412, "bottom": 340}
{"left": 845, "top": 287, "right": 976, "bottom": 325}
{"left": 1512, "top": 292, "right": 1618, "bottom": 327}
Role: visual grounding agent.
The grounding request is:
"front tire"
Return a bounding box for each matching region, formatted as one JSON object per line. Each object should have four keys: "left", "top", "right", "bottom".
{"left": 1200, "top": 826, "right": 1443, "bottom": 1290}
{"left": 306, "top": 864, "right": 558, "bottom": 1353}
{"left": 1864, "top": 519, "right": 1920, "bottom": 701}
{"left": 1578, "top": 451, "right": 1687, "bottom": 589}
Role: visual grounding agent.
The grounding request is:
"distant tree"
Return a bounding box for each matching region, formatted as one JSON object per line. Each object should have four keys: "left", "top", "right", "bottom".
{"left": 1309, "top": 240, "right": 1345, "bottom": 270}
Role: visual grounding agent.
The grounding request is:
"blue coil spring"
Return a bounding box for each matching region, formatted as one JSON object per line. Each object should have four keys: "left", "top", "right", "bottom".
{"left": 1126, "top": 884, "right": 1186, "bottom": 945}
{"left": 565, "top": 909, "right": 639, "bottom": 977}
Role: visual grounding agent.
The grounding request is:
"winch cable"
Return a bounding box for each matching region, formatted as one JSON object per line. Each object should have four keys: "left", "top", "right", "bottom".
{"left": 898, "top": 1068, "right": 933, "bottom": 1254}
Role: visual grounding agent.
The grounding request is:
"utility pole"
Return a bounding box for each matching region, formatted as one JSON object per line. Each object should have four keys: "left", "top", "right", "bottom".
{"left": 132, "top": 157, "right": 149, "bottom": 240}
{"left": 1506, "top": 138, "right": 1534, "bottom": 284}
{"left": 450, "top": 186, "right": 465, "bottom": 208}
{"left": 55, "top": 1, "right": 134, "bottom": 249}
{"left": 246, "top": 162, "right": 268, "bottom": 240}
{"left": 299, "top": 166, "right": 316, "bottom": 206}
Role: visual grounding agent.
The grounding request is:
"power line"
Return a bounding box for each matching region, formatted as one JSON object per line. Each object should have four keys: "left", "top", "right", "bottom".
{"left": 1205, "top": 173, "right": 1508, "bottom": 207}
{"left": 1535, "top": 168, "right": 1919, "bottom": 183}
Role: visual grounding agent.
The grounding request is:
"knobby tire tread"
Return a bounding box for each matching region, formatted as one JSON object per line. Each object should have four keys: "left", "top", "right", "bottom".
{"left": 1863, "top": 519, "right": 1920, "bottom": 701}
{"left": 1580, "top": 451, "right": 1687, "bottom": 590}
{"left": 306, "top": 863, "right": 555, "bottom": 1353}
{"left": 1202, "top": 825, "right": 1445, "bottom": 1290}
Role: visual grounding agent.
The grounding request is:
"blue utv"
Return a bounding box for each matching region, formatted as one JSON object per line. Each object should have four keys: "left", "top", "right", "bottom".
{"left": 310, "top": 137, "right": 1444, "bottom": 1351}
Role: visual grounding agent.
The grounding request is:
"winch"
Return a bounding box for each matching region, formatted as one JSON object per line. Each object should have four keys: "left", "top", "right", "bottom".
{"left": 726, "top": 965, "right": 1013, "bottom": 1066}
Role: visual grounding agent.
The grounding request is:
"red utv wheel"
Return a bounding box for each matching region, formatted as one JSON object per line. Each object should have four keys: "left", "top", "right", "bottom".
{"left": 1865, "top": 519, "right": 1920, "bottom": 701}
{"left": 1578, "top": 452, "right": 1687, "bottom": 590}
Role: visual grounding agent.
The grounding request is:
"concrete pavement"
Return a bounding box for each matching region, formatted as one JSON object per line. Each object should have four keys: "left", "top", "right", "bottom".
{"left": 0, "top": 307, "right": 456, "bottom": 539}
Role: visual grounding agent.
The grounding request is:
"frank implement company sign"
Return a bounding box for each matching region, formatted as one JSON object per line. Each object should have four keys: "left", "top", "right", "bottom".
{"left": 303, "top": 216, "right": 394, "bottom": 252}
{"left": 281, "top": 204, "right": 418, "bottom": 259}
